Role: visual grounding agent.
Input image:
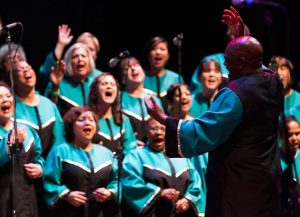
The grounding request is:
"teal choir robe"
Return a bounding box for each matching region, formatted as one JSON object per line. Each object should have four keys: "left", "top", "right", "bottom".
{"left": 280, "top": 149, "right": 300, "bottom": 181}
{"left": 121, "top": 91, "right": 163, "bottom": 144}
{"left": 285, "top": 104, "right": 300, "bottom": 124}
{"left": 144, "top": 69, "right": 181, "bottom": 112}
{"left": 122, "top": 145, "right": 203, "bottom": 217}
{"left": 15, "top": 95, "right": 65, "bottom": 158}
{"left": 43, "top": 142, "right": 119, "bottom": 217}
{"left": 0, "top": 123, "right": 44, "bottom": 217}
{"left": 44, "top": 75, "right": 96, "bottom": 117}
{"left": 92, "top": 115, "right": 137, "bottom": 156}
{"left": 283, "top": 90, "right": 300, "bottom": 112}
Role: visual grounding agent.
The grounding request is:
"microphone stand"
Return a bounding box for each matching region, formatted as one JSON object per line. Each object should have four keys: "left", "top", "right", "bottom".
{"left": 173, "top": 34, "right": 183, "bottom": 119}
{"left": 114, "top": 54, "right": 129, "bottom": 217}
{"left": 117, "top": 77, "right": 124, "bottom": 212}
{"left": 4, "top": 23, "right": 23, "bottom": 217}
{"left": 176, "top": 36, "right": 183, "bottom": 84}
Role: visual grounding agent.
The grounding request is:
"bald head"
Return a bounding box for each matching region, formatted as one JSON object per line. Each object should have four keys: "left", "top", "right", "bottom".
{"left": 225, "top": 36, "right": 263, "bottom": 80}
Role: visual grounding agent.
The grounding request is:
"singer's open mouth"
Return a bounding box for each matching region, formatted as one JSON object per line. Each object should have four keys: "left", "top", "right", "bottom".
{"left": 83, "top": 127, "right": 93, "bottom": 135}
{"left": 105, "top": 91, "right": 112, "bottom": 97}
{"left": 153, "top": 138, "right": 164, "bottom": 143}
{"left": 132, "top": 72, "right": 139, "bottom": 78}
{"left": 1, "top": 104, "right": 11, "bottom": 112}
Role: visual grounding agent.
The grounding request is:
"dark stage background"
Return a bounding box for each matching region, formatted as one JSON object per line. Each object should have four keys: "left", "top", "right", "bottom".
{"left": 0, "top": 0, "right": 299, "bottom": 88}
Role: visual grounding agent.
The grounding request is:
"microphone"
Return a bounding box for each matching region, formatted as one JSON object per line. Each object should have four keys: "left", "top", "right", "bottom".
{"left": 0, "top": 22, "right": 21, "bottom": 35}
{"left": 108, "top": 50, "right": 130, "bottom": 68}
{"left": 173, "top": 33, "right": 183, "bottom": 46}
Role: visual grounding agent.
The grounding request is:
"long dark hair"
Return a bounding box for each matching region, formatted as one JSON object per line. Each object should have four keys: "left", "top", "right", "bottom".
{"left": 89, "top": 72, "right": 122, "bottom": 125}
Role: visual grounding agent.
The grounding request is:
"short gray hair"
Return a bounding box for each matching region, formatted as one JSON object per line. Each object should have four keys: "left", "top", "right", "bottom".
{"left": 63, "top": 42, "right": 95, "bottom": 77}
{"left": 0, "top": 42, "right": 27, "bottom": 67}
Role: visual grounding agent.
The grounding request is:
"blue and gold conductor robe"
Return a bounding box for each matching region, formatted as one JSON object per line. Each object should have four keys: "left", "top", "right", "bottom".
{"left": 43, "top": 143, "right": 120, "bottom": 217}
{"left": 122, "top": 145, "right": 203, "bottom": 217}
{"left": 0, "top": 123, "right": 44, "bottom": 217}
{"left": 165, "top": 71, "right": 283, "bottom": 217}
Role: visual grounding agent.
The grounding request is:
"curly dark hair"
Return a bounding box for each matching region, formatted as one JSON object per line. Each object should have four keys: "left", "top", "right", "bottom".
{"left": 89, "top": 72, "right": 122, "bottom": 125}
{"left": 63, "top": 106, "right": 98, "bottom": 143}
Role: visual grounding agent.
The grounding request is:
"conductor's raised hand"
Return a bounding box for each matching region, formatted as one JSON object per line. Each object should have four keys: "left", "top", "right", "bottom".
{"left": 145, "top": 96, "right": 168, "bottom": 125}
{"left": 221, "top": 6, "right": 245, "bottom": 39}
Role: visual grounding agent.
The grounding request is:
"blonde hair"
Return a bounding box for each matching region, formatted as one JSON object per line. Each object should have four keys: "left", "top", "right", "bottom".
{"left": 76, "top": 32, "right": 100, "bottom": 53}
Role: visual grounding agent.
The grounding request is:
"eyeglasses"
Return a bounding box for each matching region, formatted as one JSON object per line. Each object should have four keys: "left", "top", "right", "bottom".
{"left": 149, "top": 126, "right": 165, "bottom": 132}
